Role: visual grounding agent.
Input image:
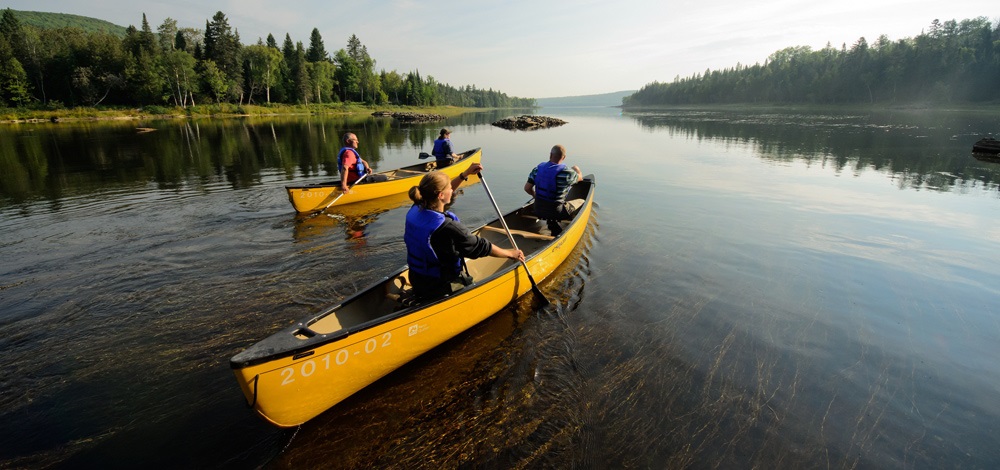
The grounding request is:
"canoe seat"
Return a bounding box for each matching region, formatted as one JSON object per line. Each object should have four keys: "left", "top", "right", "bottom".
{"left": 386, "top": 275, "right": 421, "bottom": 310}
{"left": 390, "top": 291, "right": 420, "bottom": 310}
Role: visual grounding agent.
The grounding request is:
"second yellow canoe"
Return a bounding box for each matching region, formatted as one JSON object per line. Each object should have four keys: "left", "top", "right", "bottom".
{"left": 286, "top": 148, "right": 482, "bottom": 213}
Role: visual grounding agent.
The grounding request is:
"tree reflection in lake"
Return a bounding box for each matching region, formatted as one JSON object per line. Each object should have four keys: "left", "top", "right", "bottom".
{"left": 626, "top": 108, "right": 1000, "bottom": 193}
{"left": 0, "top": 113, "right": 509, "bottom": 208}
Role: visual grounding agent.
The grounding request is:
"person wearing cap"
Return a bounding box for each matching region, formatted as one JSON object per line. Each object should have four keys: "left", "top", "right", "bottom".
{"left": 524, "top": 144, "right": 583, "bottom": 236}
{"left": 431, "top": 128, "right": 462, "bottom": 168}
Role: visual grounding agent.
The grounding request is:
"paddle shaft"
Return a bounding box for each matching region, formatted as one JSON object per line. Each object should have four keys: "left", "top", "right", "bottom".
{"left": 318, "top": 173, "right": 367, "bottom": 214}
{"left": 478, "top": 172, "right": 549, "bottom": 305}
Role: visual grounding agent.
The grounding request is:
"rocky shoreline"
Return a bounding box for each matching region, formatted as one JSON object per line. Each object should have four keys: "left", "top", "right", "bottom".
{"left": 371, "top": 111, "right": 446, "bottom": 122}
{"left": 491, "top": 115, "right": 567, "bottom": 131}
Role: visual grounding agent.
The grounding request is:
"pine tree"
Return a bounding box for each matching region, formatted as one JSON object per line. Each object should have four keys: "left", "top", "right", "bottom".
{"left": 203, "top": 11, "right": 242, "bottom": 102}
{"left": 306, "top": 28, "right": 326, "bottom": 62}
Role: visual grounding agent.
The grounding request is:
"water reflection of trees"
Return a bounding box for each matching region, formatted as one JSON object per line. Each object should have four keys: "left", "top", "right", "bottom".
{"left": 0, "top": 114, "right": 511, "bottom": 206}
{"left": 626, "top": 110, "right": 1000, "bottom": 193}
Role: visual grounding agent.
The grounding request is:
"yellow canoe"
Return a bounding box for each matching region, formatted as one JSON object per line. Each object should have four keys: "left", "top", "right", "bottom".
{"left": 231, "top": 175, "right": 597, "bottom": 427}
{"left": 286, "top": 148, "right": 483, "bottom": 213}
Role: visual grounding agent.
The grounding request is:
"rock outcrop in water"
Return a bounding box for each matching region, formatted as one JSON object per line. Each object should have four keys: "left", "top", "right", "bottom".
{"left": 371, "top": 111, "right": 445, "bottom": 123}
{"left": 491, "top": 115, "right": 567, "bottom": 131}
{"left": 972, "top": 137, "right": 1000, "bottom": 155}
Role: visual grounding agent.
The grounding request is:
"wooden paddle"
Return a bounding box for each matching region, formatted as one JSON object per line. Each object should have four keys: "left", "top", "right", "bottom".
{"left": 478, "top": 172, "right": 550, "bottom": 306}
{"left": 316, "top": 173, "right": 367, "bottom": 215}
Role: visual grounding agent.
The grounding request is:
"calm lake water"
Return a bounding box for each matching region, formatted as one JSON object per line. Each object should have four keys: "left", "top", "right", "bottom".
{"left": 2, "top": 107, "right": 999, "bottom": 468}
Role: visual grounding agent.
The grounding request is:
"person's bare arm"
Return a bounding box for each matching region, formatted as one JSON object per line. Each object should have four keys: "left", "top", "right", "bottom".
{"left": 490, "top": 245, "right": 524, "bottom": 261}
{"left": 452, "top": 162, "right": 483, "bottom": 190}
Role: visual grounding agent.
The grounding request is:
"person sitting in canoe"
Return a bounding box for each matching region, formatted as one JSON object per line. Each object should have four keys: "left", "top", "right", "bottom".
{"left": 405, "top": 162, "right": 524, "bottom": 300}
{"left": 431, "top": 128, "right": 462, "bottom": 168}
{"left": 524, "top": 144, "right": 584, "bottom": 236}
{"left": 339, "top": 132, "right": 388, "bottom": 193}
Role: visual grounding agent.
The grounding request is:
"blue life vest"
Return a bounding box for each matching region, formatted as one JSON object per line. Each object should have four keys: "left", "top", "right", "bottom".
{"left": 337, "top": 147, "right": 367, "bottom": 179}
{"left": 404, "top": 205, "right": 462, "bottom": 279}
{"left": 432, "top": 138, "right": 452, "bottom": 160}
{"left": 534, "top": 162, "right": 566, "bottom": 202}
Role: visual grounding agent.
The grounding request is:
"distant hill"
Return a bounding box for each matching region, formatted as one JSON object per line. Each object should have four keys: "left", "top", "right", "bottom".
{"left": 9, "top": 10, "right": 128, "bottom": 36}
{"left": 536, "top": 90, "right": 636, "bottom": 108}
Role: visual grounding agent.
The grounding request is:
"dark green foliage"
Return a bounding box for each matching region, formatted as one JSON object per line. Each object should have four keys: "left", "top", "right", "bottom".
{"left": 306, "top": 28, "right": 326, "bottom": 62}
{"left": 292, "top": 41, "right": 310, "bottom": 103}
{"left": 333, "top": 48, "right": 361, "bottom": 102}
{"left": 203, "top": 11, "right": 241, "bottom": 101}
{"left": 174, "top": 30, "right": 185, "bottom": 51}
{"left": 624, "top": 16, "right": 1000, "bottom": 107}
{"left": 0, "top": 34, "right": 31, "bottom": 106}
{"left": 0, "top": 9, "right": 534, "bottom": 110}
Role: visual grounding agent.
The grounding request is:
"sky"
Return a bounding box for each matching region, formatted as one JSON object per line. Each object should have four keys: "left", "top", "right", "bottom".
{"left": 3, "top": 0, "right": 997, "bottom": 98}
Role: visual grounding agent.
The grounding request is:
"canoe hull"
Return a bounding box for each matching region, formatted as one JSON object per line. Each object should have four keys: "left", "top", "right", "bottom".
{"left": 286, "top": 148, "right": 482, "bottom": 212}
{"left": 232, "top": 272, "right": 526, "bottom": 427}
{"left": 232, "top": 176, "right": 596, "bottom": 427}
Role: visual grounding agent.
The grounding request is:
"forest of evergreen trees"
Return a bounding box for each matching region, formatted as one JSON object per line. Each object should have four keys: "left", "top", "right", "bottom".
{"left": 0, "top": 9, "right": 535, "bottom": 110}
{"left": 623, "top": 16, "right": 1000, "bottom": 107}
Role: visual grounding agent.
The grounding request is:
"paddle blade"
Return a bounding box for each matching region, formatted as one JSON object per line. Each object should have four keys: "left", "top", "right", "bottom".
{"left": 418, "top": 152, "right": 431, "bottom": 159}
{"left": 532, "top": 285, "right": 550, "bottom": 306}
{"left": 525, "top": 270, "right": 550, "bottom": 306}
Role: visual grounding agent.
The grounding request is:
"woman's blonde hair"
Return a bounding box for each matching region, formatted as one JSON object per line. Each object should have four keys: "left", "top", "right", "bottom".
{"left": 408, "top": 171, "right": 450, "bottom": 208}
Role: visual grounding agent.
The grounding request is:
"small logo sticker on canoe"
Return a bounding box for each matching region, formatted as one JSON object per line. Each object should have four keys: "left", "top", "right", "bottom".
{"left": 408, "top": 324, "right": 427, "bottom": 336}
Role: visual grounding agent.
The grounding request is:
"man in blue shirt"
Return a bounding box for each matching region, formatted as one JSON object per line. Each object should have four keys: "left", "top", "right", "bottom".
{"left": 524, "top": 144, "right": 584, "bottom": 235}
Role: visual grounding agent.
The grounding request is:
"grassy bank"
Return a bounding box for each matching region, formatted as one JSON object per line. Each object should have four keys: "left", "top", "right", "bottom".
{"left": 0, "top": 102, "right": 484, "bottom": 124}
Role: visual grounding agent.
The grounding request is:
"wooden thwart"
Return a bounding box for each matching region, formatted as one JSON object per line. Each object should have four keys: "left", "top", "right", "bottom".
{"left": 479, "top": 225, "right": 555, "bottom": 241}
{"left": 391, "top": 169, "right": 427, "bottom": 176}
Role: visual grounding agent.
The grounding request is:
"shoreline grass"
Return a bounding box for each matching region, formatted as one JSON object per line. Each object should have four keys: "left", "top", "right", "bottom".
{"left": 0, "top": 103, "right": 493, "bottom": 124}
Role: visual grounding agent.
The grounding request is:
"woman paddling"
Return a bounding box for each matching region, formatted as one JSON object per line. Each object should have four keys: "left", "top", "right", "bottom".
{"left": 404, "top": 163, "right": 524, "bottom": 300}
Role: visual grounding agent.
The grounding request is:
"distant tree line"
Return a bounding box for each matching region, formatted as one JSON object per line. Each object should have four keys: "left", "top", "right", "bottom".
{"left": 7, "top": 10, "right": 126, "bottom": 36}
{"left": 0, "top": 9, "right": 535, "bottom": 109}
{"left": 623, "top": 17, "right": 1000, "bottom": 107}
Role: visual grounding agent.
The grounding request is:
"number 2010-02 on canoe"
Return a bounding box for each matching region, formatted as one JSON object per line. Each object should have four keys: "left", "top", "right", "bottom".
{"left": 230, "top": 175, "right": 596, "bottom": 427}
{"left": 285, "top": 148, "right": 483, "bottom": 213}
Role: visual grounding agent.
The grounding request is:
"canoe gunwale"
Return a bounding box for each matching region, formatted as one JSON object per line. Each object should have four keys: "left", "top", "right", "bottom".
{"left": 284, "top": 148, "right": 480, "bottom": 191}
{"left": 231, "top": 176, "right": 596, "bottom": 371}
